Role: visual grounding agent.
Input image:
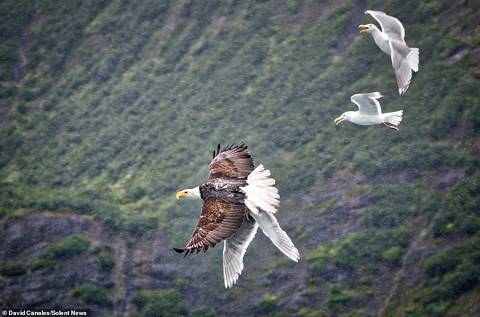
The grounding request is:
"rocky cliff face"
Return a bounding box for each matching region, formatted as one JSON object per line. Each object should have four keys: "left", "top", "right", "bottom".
{"left": 1, "top": 210, "right": 113, "bottom": 315}
{"left": 2, "top": 168, "right": 478, "bottom": 317}
{"left": 0, "top": 209, "right": 227, "bottom": 316}
{"left": 0, "top": 209, "right": 309, "bottom": 316}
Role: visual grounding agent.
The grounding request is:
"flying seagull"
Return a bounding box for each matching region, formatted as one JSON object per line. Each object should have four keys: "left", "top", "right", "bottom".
{"left": 174, "top": 143, "right": 300, "bottom": 288}
{"left": 359, "top": 10, "right": 419, "bottom": 94}
{"left": 334, "top": 92, "right": 403, "bottom": 131}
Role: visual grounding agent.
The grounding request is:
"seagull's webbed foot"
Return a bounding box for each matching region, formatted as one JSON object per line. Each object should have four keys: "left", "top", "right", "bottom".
{"left": 383, "top": 122, "right": 400, "bottom": 131}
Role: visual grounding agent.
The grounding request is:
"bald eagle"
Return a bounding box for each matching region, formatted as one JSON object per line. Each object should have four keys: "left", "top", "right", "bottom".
{"left": 175, "top": 143, "right": 300, "bottom": 288}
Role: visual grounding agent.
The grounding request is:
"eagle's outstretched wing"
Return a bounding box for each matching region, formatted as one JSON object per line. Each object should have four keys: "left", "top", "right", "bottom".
{"left": 208, "top": 143, "right": 254, "bottom": 181}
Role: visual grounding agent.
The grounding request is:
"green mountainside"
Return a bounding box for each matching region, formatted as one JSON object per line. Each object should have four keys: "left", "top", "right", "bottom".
{"left": 1, "top": 0, "right": 479, "bottom": 316}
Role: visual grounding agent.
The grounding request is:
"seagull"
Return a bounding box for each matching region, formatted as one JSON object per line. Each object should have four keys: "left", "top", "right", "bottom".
{"left": 174, "top": 143, "right": 300, "bottom": 288}
{"left": 334, "top": 92, "right": 403, "bottom": 131}
{"left": 359, "top": 10, "right": 419, "bottom": 94}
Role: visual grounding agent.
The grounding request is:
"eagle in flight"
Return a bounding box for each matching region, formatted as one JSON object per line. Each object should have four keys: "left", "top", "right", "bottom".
{"left": 175, "top": 143, "right": 300, "bottom": 288}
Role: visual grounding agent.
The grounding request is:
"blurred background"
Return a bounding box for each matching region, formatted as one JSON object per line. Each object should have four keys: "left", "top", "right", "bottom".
{"left": 0, "top": 0, "right": 479, "bottom": 316}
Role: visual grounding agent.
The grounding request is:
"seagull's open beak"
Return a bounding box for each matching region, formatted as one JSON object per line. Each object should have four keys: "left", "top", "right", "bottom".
{"left": 176, "top": 191, "right": 187, "bottom": 199}
{"left": 334, "top": 116, "right": 344, "bottom": 125}
{"left": 358, "top": 24, "right": 368, "bottom": 34}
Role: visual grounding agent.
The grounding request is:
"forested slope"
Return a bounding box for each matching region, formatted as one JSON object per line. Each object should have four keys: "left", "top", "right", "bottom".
{"left": 1, "top": 0, "right": 479, "bottom": 316}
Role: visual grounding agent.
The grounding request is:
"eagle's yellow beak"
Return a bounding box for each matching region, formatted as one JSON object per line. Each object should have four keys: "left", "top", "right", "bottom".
{"left": 334, "top": 116, "right": 344, "bottom": 125}
{"left": 176, "top": 191, "right": 187, "bottom": 199}
{"left": 359, "top": 24, "right": 368, "bottom": 34}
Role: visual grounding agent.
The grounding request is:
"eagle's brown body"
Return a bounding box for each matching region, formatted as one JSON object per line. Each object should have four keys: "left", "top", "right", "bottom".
{"left": 175, "top": 143, "right": 253, "bottom": 255}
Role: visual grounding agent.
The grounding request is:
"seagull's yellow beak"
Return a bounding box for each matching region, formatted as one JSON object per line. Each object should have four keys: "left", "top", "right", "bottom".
{"left": 359, "top": 24, "right": 368, "bottom": 33}
{"left": 334, "top": 116, "right": 344, "bottom": 125}
{"left": 176, "top": 191, "right": 187, "bottom": 199}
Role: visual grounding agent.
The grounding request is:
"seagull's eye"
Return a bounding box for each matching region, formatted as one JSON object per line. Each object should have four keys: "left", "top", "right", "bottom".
{"left": 184, "top": 191, "right": 188, "bottom": 194}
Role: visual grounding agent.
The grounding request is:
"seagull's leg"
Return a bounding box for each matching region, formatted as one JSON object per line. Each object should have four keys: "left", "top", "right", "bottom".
{"left": 383, "top": 122, "right": 399, "bottom": 131}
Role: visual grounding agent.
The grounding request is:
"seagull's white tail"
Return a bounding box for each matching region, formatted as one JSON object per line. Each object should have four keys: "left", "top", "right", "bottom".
{"left": 407, "top": 48, "right": 419, "bottom": 72}
{"left": 241, "top": 164, "right": 279, "bottom": 214}
{"left": 385, "top": 110, "right": 403, "bottom": 126}
{"left": 250, "top": 211, "right": 300, "bottom": 262}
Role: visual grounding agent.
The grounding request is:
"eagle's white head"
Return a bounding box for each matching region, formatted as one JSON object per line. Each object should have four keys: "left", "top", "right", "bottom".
{"left": 176, "top": 186, "right": 201, "bottom": 199}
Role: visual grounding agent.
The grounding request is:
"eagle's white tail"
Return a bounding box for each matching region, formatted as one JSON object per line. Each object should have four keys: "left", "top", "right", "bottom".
{"left": 407, "top": 48, "right": 419, "bottom": 72}
{"left": 241, "top": 164, "right": 279, "bottom": 214}
{"left": 251, "top": 212, "right": 300, "bottom": 262}
{"left": 385, "top": 110, "right": 403, "bottom": 126}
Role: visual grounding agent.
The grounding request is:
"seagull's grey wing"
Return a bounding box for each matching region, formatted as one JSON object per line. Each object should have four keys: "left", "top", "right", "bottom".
{"left": 250, "top": 211, "right": 299, "bottom": 262}
{"left": 223, "top": 217, "right": 258, "bottom": 289}
{"left": 350, "top": 92, "right": 383, "bottom": 115}
{"left": 366, "top": 10, "right": 405, "bottom": 43}
{"left": 390, "top": 40, "right": 414, "bottom": 94}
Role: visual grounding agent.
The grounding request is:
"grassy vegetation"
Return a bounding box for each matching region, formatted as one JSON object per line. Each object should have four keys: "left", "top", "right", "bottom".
{"left": 0, "top": 0, "right": 478, "bottom": 231}
{"left": 432, "top": 174, "right": 480, "bottom": 238}
{"left": 71, "top": 284, "right": 112, "bottom": 306}
{"left": 0, "top": 262, "right": 27, "bottom": 276}
{"left": 26, "top": 258, "right": 56, "bottom": 271}
{"left": 43, "top": 234, "right": 91, "bottom": 259}
{"left": 0, "top": 0, "right": 479, "bottom": 315}
{"left": 132, "top": 289, "right": 218, "bottom": 317}
{"left": 91, "top": 244, "right": 115, "bottom": 270}
{"left": 0, "top": 234, "right": 91, "bottom": 278}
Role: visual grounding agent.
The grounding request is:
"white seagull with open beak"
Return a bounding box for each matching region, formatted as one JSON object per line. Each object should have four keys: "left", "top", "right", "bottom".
{"left": 359, "top": 10, "right": 419, "bottom": 94}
